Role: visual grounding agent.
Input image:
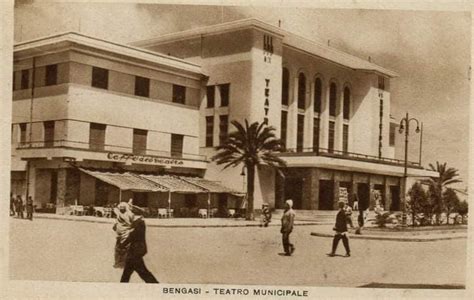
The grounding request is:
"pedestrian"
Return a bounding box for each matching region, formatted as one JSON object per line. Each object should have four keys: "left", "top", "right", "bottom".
{"left": 10, "top": 193, "right": 16, "bottom": 216}
{"left": 26, "top": 196, "right": 34, "bottom": 220}
{"left": 260, "top": 203, "right": 272, "bottom": 227}
{"left": 113, "top": 201, "right": 159, "bottom": 283}
{"left": 344, "top": 202, "right": 354, "bottom": 228}
{"left": 16, "top": 195, "right": 24, "bottom": 219}
{"left": 355, "top": 207, "right": 365, "bottom": 234}
{"left": 328, "top": 201, "right": 351, "bottom": 257}
{"left": 280, "top": 199, "right": 296, "bottom": 256}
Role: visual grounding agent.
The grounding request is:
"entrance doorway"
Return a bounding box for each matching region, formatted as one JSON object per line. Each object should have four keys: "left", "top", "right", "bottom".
{"left": 284, "top": 177, "right": 303, "bottom": 209}
{"left": 357, "top": 183, "right": 370, "bottom": 210}
{"left": 390, "top": 186, "right": 401, "bottom": 211}
{"left": 50, "top": 170, "right": 58, "bottom": 204}
{"left": 318, "top": 180, "right": 334, "bottom": 210}
{"left": 218, "top": 193, "right": 227, "bottom": 216}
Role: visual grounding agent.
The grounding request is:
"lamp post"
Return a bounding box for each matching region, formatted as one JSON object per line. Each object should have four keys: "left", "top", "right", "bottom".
{"left": 399, "top": 112, "right": 420, "bottom": 227}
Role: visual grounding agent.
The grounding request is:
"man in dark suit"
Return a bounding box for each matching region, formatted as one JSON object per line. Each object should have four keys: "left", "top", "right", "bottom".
{"left": 328, "top": 201, "right": 351, "bottom": 257}
{"left": 119, "top": 204, "right": 159, "bottom": 283}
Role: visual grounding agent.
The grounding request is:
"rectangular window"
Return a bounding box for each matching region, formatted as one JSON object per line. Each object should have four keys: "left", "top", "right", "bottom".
{"left": 89, "top": 123, "right": 106, "bottom": 151}
{"left": 389, "top": 123, "right": 396, "bottom": 146}
{"left": 219, "top": 115, "right": 228, "bottom": 145}
{"left": 281, "top": 111, "right": 288, "bottom": 147}
{"left": 206, "top": 85, "right": 215, "bottom": 108}
{"left": 205, "top": 116, "right": 214, "bottom": 147}
{"left": 134, "top": 76, "right": 150, "bottom": 97}
{"left": 343, "top": 124, "right": 349, "bottom": 153}
{"left": 19, "top": 123, "right": 27, "bottom": 144}
{"left": 313, "top": 118, "right": 320, "bottom": 151}
{"left": 328, "top": 121, "right": 335, "bottom": 153}
{"left": 219, "top": 84, "right": 230, "bottom": 107}
{"left": 297, "top": 114, "right": 304, "bottom": 152}
{"left": 132, "top": 129, "right": 147, "bottom": 155}
{"left": 378, "top": 76, "right": 385, "bottom": 90}
{"left": 12, "top": 72, "right": 16, "bottom": 91}
{"left": 44, "top": 121, "right": 55, "bottom": 148}
{"left": 45, "top": 64, "right": 58, "bottom": 86}
{"left": 171, "top": 134, "right": 184, "bottom": 158}
{"left": 172, "top": 84, "right": 186, "bottom": 104}
{"left": 92, "top": 67, "right": 108, "bottom": 89}
{"left": 21, "top": 69, "right": 29, "bottom": 90}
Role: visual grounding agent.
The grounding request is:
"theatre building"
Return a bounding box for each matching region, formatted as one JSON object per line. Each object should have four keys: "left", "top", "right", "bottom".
{"left": 11, "top": 32, "right": 238, "bottom": 215}
{"left": 133, "top": 18, "right": 437, "bottom": 212}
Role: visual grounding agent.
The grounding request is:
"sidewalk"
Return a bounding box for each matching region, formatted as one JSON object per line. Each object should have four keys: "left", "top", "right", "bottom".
{"left": 31, "top": 213, "right": 323, "bottom": 228}
{"left": 310, "top": 225, "right": 468, "bottom": 242}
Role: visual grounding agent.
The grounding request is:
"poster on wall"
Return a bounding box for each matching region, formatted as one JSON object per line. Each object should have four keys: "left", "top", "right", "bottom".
{"left": 339, "top": 187, "right": 348, "bottom": 203}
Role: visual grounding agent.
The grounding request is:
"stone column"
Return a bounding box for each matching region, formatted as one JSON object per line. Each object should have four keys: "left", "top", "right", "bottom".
{"left": 310, "top": 168, "right": 320, "bottom": 210}
{"left": 384, "top": 177, "right": 392, "bottom": 211}
{"left": 332, "top": 179, "right": 340, "bottom": 210}
{"left": 368, "top": 176, "right": 375, "bottom": 210}
{"left": 56, "top": 168, "right": 67, "bottom": 213}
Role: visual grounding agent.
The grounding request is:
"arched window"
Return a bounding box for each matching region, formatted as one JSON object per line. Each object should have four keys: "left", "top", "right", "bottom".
{"left": 329, "top": 82, "right": 337, "bottom": 117}
{"left": 343, "top": 87, "right": 350, "bottom": 120}
{"left": 281, "top": 68, "right": 289, "bottom": 106}
{"left": 314, "top": 78, "right": 322, "bottom": 114}
{"left": 297, "top": 73, "right": 306, "bottom": 110}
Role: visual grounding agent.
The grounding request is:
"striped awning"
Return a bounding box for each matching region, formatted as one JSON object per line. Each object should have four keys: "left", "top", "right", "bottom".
{"left": 79, "top": 168, "right": 167, "bottom": 192}
{"left": 181, "top": 177, "right": 240, "bottom": 194}
{"left": 141, "top": 174, "right": 206, "bottom": 193}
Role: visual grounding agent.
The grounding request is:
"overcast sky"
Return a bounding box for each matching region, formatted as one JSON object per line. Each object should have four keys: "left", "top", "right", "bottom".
{"left": 14, "top": 1, "right": 471, "bottom": 189}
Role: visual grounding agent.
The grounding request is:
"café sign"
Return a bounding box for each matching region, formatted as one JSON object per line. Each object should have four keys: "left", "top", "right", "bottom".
{"left": 106, "top": 152, "right": 184, "bottom": 166}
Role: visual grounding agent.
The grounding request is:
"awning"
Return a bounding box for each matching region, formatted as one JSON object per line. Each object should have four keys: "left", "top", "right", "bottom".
{"left": 140, "top": 174, "right": 206, "bottom": 194}
{"left": 79, "top": 168, "right": 168, "bottom": 192}
{"left": 181, "top": 177, "right": 241, "bottom": 194}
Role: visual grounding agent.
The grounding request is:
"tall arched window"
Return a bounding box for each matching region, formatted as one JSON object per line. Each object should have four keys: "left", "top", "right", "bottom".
{"left": 297, "top": 73, "right": 306, "bottom": 110}
{"left": 281, "top": 68, "right": 289, "bottom": 106}
{"left": 343, "top": 87, "right": 350, "bottom": 120}
{"left": 329, "top": 82, "right": 337, "bottom": 117}
{"left": 314, "top": 78, "right": 322, "bottom": 114}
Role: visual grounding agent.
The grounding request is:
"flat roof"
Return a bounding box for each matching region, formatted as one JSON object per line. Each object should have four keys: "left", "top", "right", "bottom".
{"left": 131, "top": 18, "right": 398, "bottom": 78}
{"left": 14, "top": 32, "right": 205, "bottom": 76}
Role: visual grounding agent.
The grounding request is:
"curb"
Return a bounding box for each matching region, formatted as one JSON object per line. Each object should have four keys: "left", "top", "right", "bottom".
{"left": 310, "top": 232, "right": 467, "bottom": 242}
{"left": 31, "top": 215, "right": 325, "bottom": 228}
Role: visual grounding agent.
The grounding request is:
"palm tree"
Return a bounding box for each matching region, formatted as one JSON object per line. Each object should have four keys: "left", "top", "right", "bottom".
{"left": 422, "top": 161, "right": 462, "bottom": 225}
{"left": 212, "top": 119, "right": 287, "bottom": 220}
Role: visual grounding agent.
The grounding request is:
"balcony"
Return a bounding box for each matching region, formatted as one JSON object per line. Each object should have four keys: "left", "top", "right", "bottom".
{"left": 280, "top": 147, "right": 421, "bottom": 168}
{"left": 278, "top": 147, "right": 436, "bottom": 178}
{"left": 15, "top": 140, "right": 208, "bottom": 169}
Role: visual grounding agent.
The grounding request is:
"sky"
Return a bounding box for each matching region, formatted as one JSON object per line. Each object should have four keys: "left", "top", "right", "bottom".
{"left": 13, "top": 1, "right": 471, "bottom": 190}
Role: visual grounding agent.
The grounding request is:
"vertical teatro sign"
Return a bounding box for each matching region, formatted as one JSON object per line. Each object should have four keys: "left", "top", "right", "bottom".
{"left": 378, "top": 76, "right": 384, "bottom": 158}
{"left": 263, "top": 34, "right": 273, "bottom": 125}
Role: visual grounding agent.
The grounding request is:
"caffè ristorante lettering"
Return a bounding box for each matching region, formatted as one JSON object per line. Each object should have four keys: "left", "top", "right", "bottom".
{"left": 106, "top": 152, "right": 184, "bottom": 166}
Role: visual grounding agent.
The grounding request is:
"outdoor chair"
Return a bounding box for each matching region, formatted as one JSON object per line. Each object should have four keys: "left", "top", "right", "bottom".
{"left": 167, "top": 208, "right": 174, "bottom": 218}
{"left": 198, "top": 208, "right": 208, "bottom": 218}
{"left": 210, "top": 208, "right": 218, "bottom": 218}
{"left": 94, "top": 207, "right": 105, "bottom": 217}
{"left": 158, "top": 208, "right": 167, "bottom": 218}
{"left": 73, "top": 205, "right": 84, "bottom": 216}
{"left": 103, "top": 207, "right": 113, "bottom": 218}
{"left": 228, "top": 209, "right": 236, "bottom": 218}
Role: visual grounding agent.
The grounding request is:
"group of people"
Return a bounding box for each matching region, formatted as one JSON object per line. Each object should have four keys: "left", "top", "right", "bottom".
{"left": 10, "top": 193, "right": 34, "bottom": 220}
{"left": 278, "top": 198, "right": 369, "bottom": 258}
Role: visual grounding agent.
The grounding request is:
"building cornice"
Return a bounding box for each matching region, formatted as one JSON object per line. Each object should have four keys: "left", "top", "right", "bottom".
{"left": 14, "top": 32, "right": 207, "bottom": 78}
{"left": 131, "top": 18, "right": 398, "bottom": 78}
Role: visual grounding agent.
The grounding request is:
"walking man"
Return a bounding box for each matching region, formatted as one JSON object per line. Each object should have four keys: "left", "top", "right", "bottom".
{"left": 328, "top": 201, "right": 351, "bottom": 257}
{"left": 280, "top": 199, "right": 296, "bottom": 256}
{"left": 113, "top": 201, "right": 159, "bottom": 283}
{"left": 15, "top": 195, "right": 24, "bottom": 219}
{"left": 10, "top": 193, "right": 15, "bottom": 216}
{"left": 26, "top": 196, "right": 34, "bottom": 220}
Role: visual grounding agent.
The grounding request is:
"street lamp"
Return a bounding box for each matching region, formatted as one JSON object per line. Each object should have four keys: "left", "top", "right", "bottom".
{"left": 399, "top": 112, "right": 420, "bottom": 227}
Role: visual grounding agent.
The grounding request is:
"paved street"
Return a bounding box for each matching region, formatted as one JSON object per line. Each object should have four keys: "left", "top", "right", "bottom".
{"left": 9, "top": 218, "right": 466, "bottom": 287}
